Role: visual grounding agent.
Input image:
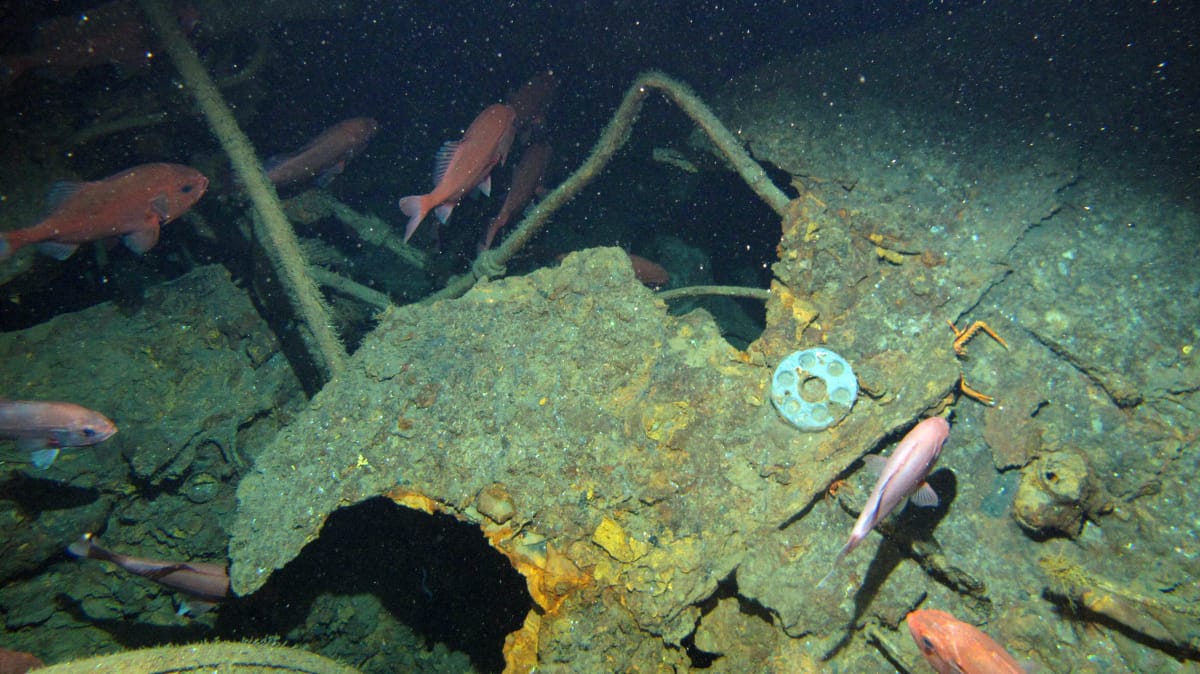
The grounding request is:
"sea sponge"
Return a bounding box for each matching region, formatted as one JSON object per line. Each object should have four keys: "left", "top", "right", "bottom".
{"left": 1011, "top": 449, "right": 1099, "bottom": 538}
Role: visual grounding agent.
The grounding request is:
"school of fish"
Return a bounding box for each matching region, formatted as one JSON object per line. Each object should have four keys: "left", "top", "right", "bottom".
{"left": 0, "top": 8, "right": 1037, "bottom": 667}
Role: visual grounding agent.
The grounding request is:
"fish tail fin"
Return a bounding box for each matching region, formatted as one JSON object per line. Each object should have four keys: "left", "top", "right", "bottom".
{"left": 262, "top": 154, "right": 288, "bottom": 175}
{"left": 398, "top": 195, "right": 428, "bottom": 243}
{"left": 480, "top": 221, "right": 498, "bottom": 251}
{"left": 832, "top": 541, "right": 851, "bottom": 569}
{"left": 67, "top": 533, "right": 100, "bottom": 559}
{"left": 817, "top": 539, "right": 855, "bottom": 590}
{"left": 482, "top": 213, "right": 509, "bottom": 250}
{"left": 816, "top": 566, "right": 839, "bottom": 590}
{"left": 0, "top": 55, "right": 33, "bottom": 87}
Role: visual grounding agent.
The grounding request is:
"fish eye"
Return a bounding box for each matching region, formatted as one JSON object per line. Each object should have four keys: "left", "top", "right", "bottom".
{"left": 181, "top": 184, "right": 194, "bottom": 193}
{"left": 920, "top": 636, "right": 935, "bottom": 653}
{"left": 82, "top": 427, "right": 97, "bottom": 437}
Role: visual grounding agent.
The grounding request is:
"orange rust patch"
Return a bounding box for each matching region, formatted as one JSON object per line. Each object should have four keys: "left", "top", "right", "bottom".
{"left": 383, "top": 486, "right": 443, "bottom": 514}
{"left": 384, "top": 486, "right": 591, "bottom": 617}
{"left": 502, "top": 611, "right": 541, "bottom": 673}
{"left": 920, "top": 249, "right": 946, "bottom": 268}
{"left": 515, "top": 543, "right": 589, "bottom": 615}
{"left": 412, "top": 382, "right": 441, "bottom": 408}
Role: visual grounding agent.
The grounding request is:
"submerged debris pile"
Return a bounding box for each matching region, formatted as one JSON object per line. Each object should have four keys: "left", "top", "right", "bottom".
{"left": 230, "top": 238, "right": 977, "bottom": 668}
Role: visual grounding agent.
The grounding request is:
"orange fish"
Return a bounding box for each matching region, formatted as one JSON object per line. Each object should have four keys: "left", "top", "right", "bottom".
{"left": 481, "top": 141, "right": 552, "bottom": 250}
{"left": 907, "top": 609, "right": 1025, "bottom": 674}
{"left": 398, "top": 103, "right": 517, "bottom": 242}
{"left": 0, "top": 399, "right": 117, "bottom": 469}
{"left": 264, "top": 117, "right": 379, "bottom": 189}
{"left": 0, "top": 163, "right": 207, "bottom": 261}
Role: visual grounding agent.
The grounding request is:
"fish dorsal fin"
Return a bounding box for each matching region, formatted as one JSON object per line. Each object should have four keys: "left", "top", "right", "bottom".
{"left": 432, "top": 141, "right": 459, "bottom": 186}
{"left": 45, "top": 181, "right": 85, "bottom": 212}
{"left": 909, "top": 482, "right": 939, "bottom": 507}
{"left": 864, "top": 454, "right": 887, "bottom": 474}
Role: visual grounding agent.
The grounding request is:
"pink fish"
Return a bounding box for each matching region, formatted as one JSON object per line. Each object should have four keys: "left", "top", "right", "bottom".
{"left": 0, "top": 163, "right": 208, "bottom": 261}
{"left": 398, "top": 103, "right": 517, "bottom": 242}
{"left": 264, "top": 117, "right": 379, "bottom": 189}
{"left": 0, "top": 400, "right": 117, "bottom": 469}
{"left": 481, "top": 141, "right": 552, "bottom": 250}
{"left": 907, "top": 609, "right": 1025, "bottom": 673}
{"left": 823, "top": 416, "right": 949, "bottom": 583}
{"left": 68, "top": 533, "right": 229, "bottom": 616}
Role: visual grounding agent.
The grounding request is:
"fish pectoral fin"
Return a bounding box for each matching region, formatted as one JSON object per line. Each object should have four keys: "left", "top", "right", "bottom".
{"left": 910, "top": 482, "right": 939, "bottom": 508}
{"left": 36, "top": 240, "right": 79, "bottom": 260}
{"left": 178, "top": 598, "right": 218, "bottom": 616}
{"left": 29, "top": 448, "right": 60, "bottom": 469}
{"left": 477, "top": 174, "right": 492, "bottom": 197}
{"left": 315, "top": 162, "right": 345, "bottom": 188}
{"left": 149, "top": 195, "right": 171, "bottom": 222}
{"left": 123, "top": 226, "right": 160, "bottom": 254}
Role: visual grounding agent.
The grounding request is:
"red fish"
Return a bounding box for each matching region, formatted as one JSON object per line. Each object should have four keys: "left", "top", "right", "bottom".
{"left": 822, "top": 416, "right": 949, "bottom": 585}
{"left": 398, "top": 104, "right": 517, "bottom": 242}
{"left": 0, "top": 163, "right": 208, "bottom": 261}
{"left": 907, "top": 609, "right": 1025, "bottom": 673}
{"left": 0, "top": 400, "right": 117, "bottom": 469}
{"left": 507, "top": 71, "right": 557, "bottom": 140}
{"left": 68, "top": 533, "right": 230, "bottom": 616}
{"left": 481, "top": 141, "right": 552, "bottom": 250}
{"left": 264, "top": 117, "right": 379, "bottom": 189}
{"left": 2, "top": 0, "right": 160, "bottom": 87}
{"left": 628, "top": 254, "right": 670, "bottom": 287}
{"left": 0, "top": 648, "right": 43, "bottom": 674}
